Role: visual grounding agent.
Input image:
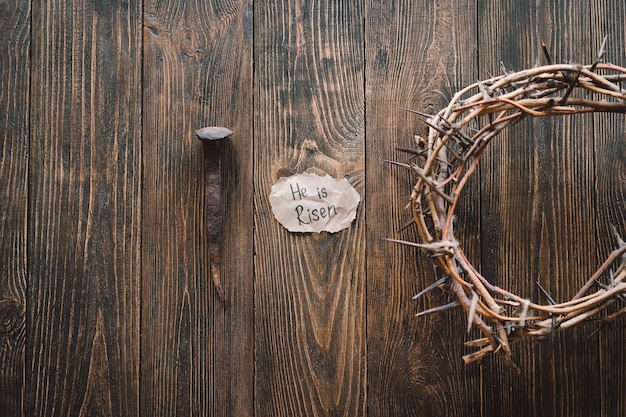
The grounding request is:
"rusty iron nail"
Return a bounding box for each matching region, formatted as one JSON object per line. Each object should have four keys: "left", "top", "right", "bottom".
{"left": 196, "top": 126, "right": 233, "bottom": 302}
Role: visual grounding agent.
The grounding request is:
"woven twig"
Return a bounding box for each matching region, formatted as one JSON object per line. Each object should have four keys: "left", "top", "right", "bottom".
{"left": 392, "top": 45, "right": 626, "bottom": 373}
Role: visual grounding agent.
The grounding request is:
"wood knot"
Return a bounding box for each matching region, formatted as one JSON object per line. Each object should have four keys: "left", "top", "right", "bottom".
{"left": 0, "top": 298, "right": 23, "bottom": 335}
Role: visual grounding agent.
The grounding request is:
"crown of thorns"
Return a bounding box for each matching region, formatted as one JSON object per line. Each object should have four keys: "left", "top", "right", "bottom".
{"left": 390, "top": 41, "right": 626, "bottom": 373}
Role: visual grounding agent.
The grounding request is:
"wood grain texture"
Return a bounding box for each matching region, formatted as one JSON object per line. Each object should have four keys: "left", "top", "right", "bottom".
{"left": 589, "top": 4, "right": 626, "bottom": 417}
{"left": 477, "top": 5, "right": 553, "bottom": 412}
{"left": 2, "top": 1, "right": 626, "bottom": 416}
{"left": 141, "top": 0, "right": 253, "bottom": 415}
{"left": 365, "top": 1, "right": 480, "bottom": 416}
{"left": 254, "top": 0, "right": 365, "bottom": 415}
{"left": 0, "top": 0, "right": 29, "bottom": 415}
{"left": 28, "top": 1, "right": 141, "bottom": 416}
{"left": 477, "top": 1, "right": 621, "bottom": 416}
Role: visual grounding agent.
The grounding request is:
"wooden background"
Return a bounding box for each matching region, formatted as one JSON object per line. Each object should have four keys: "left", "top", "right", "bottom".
{"left": 1, "top": 0, "right": 625, "bottom": 416}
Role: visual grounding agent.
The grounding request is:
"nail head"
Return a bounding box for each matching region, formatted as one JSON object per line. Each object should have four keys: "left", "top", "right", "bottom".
{"left": 195, "top": 126, "right": 233, "bottom": 141}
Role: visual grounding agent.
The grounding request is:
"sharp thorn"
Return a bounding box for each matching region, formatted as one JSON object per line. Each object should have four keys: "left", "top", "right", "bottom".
{"left": 594, "top": 278, "right": 626, "bottom": 303}
{"left": 384, "top": 238, "right": 459, "bottom": 254}
{"left": 541, "top": 40, "right": 553, "bottom": 65}
{"left": 413, "top": 276, "right": 449, "bottom": 300}
{"left": 423, "top": 119, "right": 451, "bottom": 137}
{"left": 611, "top": 224, "right": 625, "bottom": 249}
{"left": 610, "top": 225, "right": 626, "bottom": 265}
{"left": 500, "top": 61, "right": 510, "bottom": 76}
{"left": 396, "top": 147, "right": 426, "bottom": 156}
{"left": 536, "top": 281, "right": 557, "bottom": 305}
{"left": 411, "top": 165, "right": 456, "bottom": 204}
{"left": 598, "top": 35, "right": 608, "bottom": 63}
{"left": 610, "top": 269, "right": 615, "bottom": 287}
{"left": 384, "top": 160, "right": 412, "bottom": 170}
{"left": 478, "top": 82, "right": 491, "bottom": 100}
{"left": 587, "top": 324, "right": 603, "bottom": 339}
{"left": 397, "top": 218, "right": 416, "bottom": 233}
{"left": 402, "top": 108, "right": 436, "bottom": 119}
{"left": 416, "top": 300, "right": 460, "bottom": 317}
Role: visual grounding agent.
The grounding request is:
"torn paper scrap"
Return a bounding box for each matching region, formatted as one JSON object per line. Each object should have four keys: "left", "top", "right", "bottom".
{"left": 269, "top": 172, "right": 360, "bottom": 233}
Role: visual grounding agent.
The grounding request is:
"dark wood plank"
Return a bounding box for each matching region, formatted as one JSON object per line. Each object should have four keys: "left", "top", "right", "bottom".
{"left": 589, "top": 4, "right": 626, "bottom": 416}
{"left": 478, "top": 1, "right": 612, "bottom": 415}
{"left": 28, "top": 1, "right": 141, "bottom": 416}
{"left": 141, "top": 1, "right": 254, "bottom": 415}
{"left": 365, "top": 1, "right": 480, "bottom": 415}
{"left": 254, "top": 1, "right": 365, "bottom": 415}
{"left": 477, "top": 3, "right": 546, "bottom": 412}
{"left": 0, "top": 0, "right": 29, "bottom": 415}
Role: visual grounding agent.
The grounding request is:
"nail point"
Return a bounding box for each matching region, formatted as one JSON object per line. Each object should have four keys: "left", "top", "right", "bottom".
{"left": 196, "top": 126, "right": 233, "bottom": 141}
